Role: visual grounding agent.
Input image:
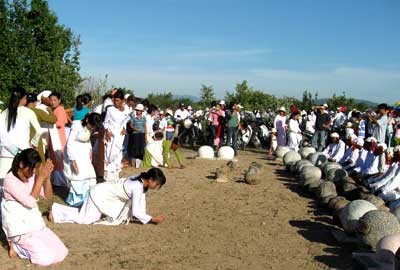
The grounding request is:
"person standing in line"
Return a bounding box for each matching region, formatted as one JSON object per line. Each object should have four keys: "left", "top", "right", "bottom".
{"left": 103, "top": 90, "right": 131, "bottom": 181}
{"left": 274, "top": 107, "right": 287, "bottom": 147}
{"left": 287, "top": 111, "right": 302, "bottom": 151}
{"left": 370, "top": 103, "right": 388, "bottom": 144}
{"left": 311, "top": 104, "right": 331, "bottom": 151}
{"left": 225, "top": 103, "right": 240, "bottom": 155}
{"left": 25, "top": 93, "right": 57, "bottom": 167}
{"left": 63, "top": 113, "right": 103, "bottom": 207}
{"left": 0, "top": 87, "right": 42, "bottom": 180}
{"left": 128, "top": 104, "right": 147, "bottom": 168}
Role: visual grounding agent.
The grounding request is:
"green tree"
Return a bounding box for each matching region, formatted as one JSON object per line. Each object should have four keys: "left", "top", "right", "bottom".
{"left": 225, "top": 80, "right": 278, "bottom": 111}
{"left": 0, "top": 0, "right": 81, "bottom": 107}
{"left": 199, "top": 84, "right": 216, "bottom": 107}
{"left": 301, "top": 90, "right": 313, "bottom": 111}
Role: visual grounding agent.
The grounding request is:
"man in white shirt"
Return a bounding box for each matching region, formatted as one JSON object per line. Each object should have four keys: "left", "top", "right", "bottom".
{"left": 333, "top": 106, "right": 347, "bottom": 132}
{"left": 323, "top": 132, "right": 345, "bottom": 162}
{"left": 371, "top": 103, "right": 388, "bottom": 143}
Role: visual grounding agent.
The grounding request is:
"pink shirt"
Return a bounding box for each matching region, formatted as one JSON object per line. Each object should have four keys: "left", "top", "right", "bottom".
{"left": 209, "top": 110, "right": 225, "bottom": 126}
{"left": 3, "top": 172, "right": 43, "bottom": 208}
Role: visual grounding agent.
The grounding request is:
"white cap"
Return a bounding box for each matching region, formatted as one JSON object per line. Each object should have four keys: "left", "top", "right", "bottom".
{"left": 187, "top": 105, "right": 192, "bottom": 110}
{"left": 378, "top": 143, "right": 387, "bottom": 151}
{"left": 349, "top": 134, "right": 357, "bottom": 143}
{"left": 365, "top": 137, "right": 377, "bottom": 143}
{"left": 357, "top": 138, "right": 365, "bottom": 146}
{"left": 219, "top": 100, "right": 225, "bottom": 105}
{"left": 124, "top": 94, "right": 130, "bottom": 100}
{"left": 346, "top": 122, "right": 353, "bottom": 128}
{"left": 37, "top": 90, "right": 52, "bottom": 101}
{"left": 323, "top": 103, "right": 329, "bottom": 108}
{"left": 159, "top": 110, "right": 164, "bottom": 115}
{"left": 330, "top": 132, "right": 340, "bottom": 138}
{"left": 237, "top": 104, "right": 244, "bottom": 109}
{"left": 394, "top": 146, "right": 400, "bottom": 152}
{"left": 135, "top": 104, "right": 144, "bottom": 111}
{"left": 166, "top": 109, "right": 173, "bottom": 116}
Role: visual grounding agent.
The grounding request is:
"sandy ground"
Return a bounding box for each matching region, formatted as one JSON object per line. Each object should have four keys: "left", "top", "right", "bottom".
{"left": 0, "top": 148, "right": 355, "bottom": 270}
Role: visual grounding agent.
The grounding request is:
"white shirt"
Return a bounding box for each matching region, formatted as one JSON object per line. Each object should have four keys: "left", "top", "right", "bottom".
{"left": 103, "top": 106, "right": 130, "bottom": 135}
{"left": 333, "top": 112, "right": 346, "bottom": 128}
{"left": 123, "top": 177, "right": 152, "bottom": 224}
{"left": 159, "top": 118, "right": 167, "bottom": 131}
{"left": 323, "top": 140, "right": 346, "bottom": 161}
{"left": 0, "top": 106, "right": 42, "bottom": 156}
{"left": 174, "top": 109, "right": 190, "bottom": 121}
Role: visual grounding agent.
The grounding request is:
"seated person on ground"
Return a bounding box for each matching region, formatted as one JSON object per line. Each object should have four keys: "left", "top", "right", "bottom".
{"left": 339, "top": 134, "right": 358, "bottom": 166}
{"left": 322, "top": 132, "right": 345, "bottom": 162}
{"left": 369, "top": 146, "right": 400, "bottom": 192}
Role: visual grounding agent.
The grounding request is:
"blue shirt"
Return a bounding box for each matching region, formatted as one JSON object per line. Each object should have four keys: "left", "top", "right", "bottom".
{"left": 131, "top": 116, "right": 146, "bottom": 133}
{"left": 73, "top": 106, "right": 90, "bottom": 121}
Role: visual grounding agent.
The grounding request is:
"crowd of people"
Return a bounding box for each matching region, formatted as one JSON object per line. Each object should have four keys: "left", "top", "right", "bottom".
{"left": 0, "top": 87, "right": 173, "bottom": 266}
{"left": 273, "top": 102, "right": 400, "bottom": 217}
{"left": 1, "top": 85, "right": 400, "bottom": 266}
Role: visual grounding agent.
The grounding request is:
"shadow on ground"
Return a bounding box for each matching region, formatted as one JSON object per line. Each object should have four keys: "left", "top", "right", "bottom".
{"left": 274, "top": 164, "right": 355, "bottom": 270}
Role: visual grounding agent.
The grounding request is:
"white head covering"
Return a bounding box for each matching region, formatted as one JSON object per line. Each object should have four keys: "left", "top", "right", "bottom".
{"left": 219, "top": 100, "right": 225, "bottom": 105}
{"left": 357, "top": 138, "right": 365, "bottom": 147}
{"left": 346, "top": 122, "right": 353, "bottom": 128}
{"left": 386, "top": 147, "right": 394, "bottom": 156}
{"left": 365, "top": 137, "right": 378, "bottom": 143}
{"left": 349, "top": 134, "right": 357, "bottom": 143}
{"left": 124, "top": 93, "right": 130, "bottom": 100}
{"left": 394, "top": 145, "right": 400, "bottom": 152}
{"left": 330, "top": 132, "right": 340, "bottom": 138}
{"left": 378, "top": 142, "right": 387, "bottom": 151}
{"left": 37, "top": 90, "right": 52, "bottom": 101}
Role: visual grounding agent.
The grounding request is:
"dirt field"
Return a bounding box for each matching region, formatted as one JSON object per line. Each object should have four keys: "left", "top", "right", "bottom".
{"left": 0, "top": 148, "right": 354, "bottom": 270}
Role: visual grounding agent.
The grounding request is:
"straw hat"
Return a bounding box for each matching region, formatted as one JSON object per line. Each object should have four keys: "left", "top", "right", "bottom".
{"left": 278, "top": 106, "right": 286, "bottom": 113}
{"left": 135, "top": 104, "right": 144, "bottom": 111}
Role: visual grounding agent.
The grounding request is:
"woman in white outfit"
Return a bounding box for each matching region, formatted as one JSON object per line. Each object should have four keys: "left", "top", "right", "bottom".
{"left": 287, "top": 111, "right": 302, "bottom": 151}
{"left": 51, "top": 168, "right": 166, "bottom": 225}
{"left": 0, "top": 87, "right": 42, "bottom": 179}
{"left": 64, "top": 113, "right": 103, "bottom": 207}
{"left": 274, "top": 107, "right": 287, "bottom": 147}
{"left": 103, "top": 90, "right": 131, "bottom": 181}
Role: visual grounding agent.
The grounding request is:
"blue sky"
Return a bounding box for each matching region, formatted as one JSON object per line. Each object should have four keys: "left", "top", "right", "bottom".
{"left": 48, "top": 0, "right": 400, "bottom": 103}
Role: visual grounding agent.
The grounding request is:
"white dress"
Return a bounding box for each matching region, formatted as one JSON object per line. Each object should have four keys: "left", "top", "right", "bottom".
{"left": 51, "top": 175, "right": 152, "bottom": 225}
{"left": 0, "top": 107, "right": 42, "bottom": 178}
{"left": 63, "top": 123, "right": 97, "bottom": 207}
{"left": 103, "top": 106, "right": 130, "bottom": 181}
{"left": 287, "top": 119, "right": 302, "bottom": 151}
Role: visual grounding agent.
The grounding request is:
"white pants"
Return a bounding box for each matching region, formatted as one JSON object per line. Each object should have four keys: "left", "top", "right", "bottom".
{"left": 52, "top": 196, "right": 101, "bottom": 224}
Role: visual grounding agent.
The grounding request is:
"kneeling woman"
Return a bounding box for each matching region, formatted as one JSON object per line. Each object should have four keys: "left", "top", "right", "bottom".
{"left": 1, "top": 149, "right": 68, "bottom": 266}
{"left": 51, "top": 168, "right": 166, "bottom": 225}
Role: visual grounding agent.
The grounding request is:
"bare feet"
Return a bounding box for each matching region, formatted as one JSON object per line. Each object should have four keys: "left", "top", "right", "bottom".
{"left": 8, "top": 242, "right": 17, "bottom": 258}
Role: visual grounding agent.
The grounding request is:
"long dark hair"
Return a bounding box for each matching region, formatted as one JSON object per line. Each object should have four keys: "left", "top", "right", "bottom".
{"left": 82, "top": 112, "right": 103, "bottom": 131}
{"left": 6, "top": 86, "right": 27, "bottom": 131}
{"left": 9, "top": 148, "right": 42, "bottom": 178}
{"left": 139, "top": 168, "right": 166, "bottom": 189}
{"left": 75, "top": 94, "right": 84, "bottom": 111}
